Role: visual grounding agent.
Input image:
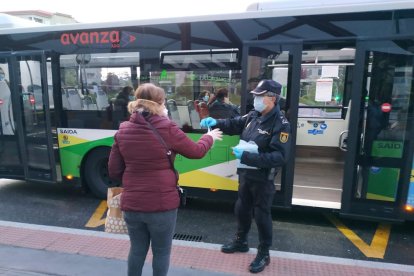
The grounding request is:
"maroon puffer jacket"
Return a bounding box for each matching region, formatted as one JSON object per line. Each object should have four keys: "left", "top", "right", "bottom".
{"left": 108, "top": 112, "right": 213, "bottom": 212}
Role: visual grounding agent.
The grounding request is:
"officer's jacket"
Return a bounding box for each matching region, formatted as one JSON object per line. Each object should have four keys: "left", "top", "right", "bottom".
{"left": 216, "top": 104, "right": 291, "bottom": 170}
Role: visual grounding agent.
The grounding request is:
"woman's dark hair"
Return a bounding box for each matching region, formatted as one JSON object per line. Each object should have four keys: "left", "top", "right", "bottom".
{"left": 215, "top": 88, "right": 228, "bottom": 100}
{"left": 122, "top": 86, "right": 133, "bottom": 95}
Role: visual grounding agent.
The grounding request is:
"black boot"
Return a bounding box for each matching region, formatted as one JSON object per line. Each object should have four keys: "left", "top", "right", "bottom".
{"left": 221, "top": 236, "right": 249, "bottom": 253}
{"left": 249, "top": 248, "right": 270, "bottom": 273}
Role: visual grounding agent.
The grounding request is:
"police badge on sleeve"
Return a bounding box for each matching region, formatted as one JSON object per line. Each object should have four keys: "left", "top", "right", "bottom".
{"left": 280, "top": 132, "right": 289, "bottom": 143}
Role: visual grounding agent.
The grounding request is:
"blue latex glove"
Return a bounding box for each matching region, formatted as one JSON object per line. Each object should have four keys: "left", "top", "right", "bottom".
{"left": 200, "top": 117, "right": 217, "bottom": 128}
{"left": 232, "top": 147, "right": 244, "bottom": 160}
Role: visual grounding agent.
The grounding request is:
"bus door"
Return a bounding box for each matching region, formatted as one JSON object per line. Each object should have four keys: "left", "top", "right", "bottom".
{"left": 341, "top": 38, "right": 414, "bottom": 220}
{"left": 289, "top": 45, "right": 356, "bottom": 210}
{"left": 0, "top": 55, "right": 24, "bottom": 178}
{"left": 0, "top": 52, "right": 56, "bottom": 182}
{"left": 243, "top": 41, "right": 302, "bottom": 207}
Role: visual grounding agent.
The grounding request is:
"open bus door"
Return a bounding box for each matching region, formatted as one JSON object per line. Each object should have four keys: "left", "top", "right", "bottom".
{"left": 341, "top": 38, "right": 414, "bottom": 221}
{"left": 0, "top": 52, "right": 56, "bottom": 183}
{"left": 243, "top": 41, "right": 302, "bottom": 208}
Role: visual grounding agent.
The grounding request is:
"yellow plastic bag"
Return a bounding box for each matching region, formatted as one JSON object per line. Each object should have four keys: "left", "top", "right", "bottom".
{"left": 104, "top": 187, "right": 128, "bottom": 234}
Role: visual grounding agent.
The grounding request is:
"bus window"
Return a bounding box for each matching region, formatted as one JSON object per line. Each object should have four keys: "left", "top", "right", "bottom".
{"left": 298, "top": 49, "right": 354, "bottom": 119}
{"left": 156, "top": 49, "right": 241, "bottom": 131}
{"left": 60, "top": 52, "right": 139, "bottom": 129}
{"left": 149, "top": 70, "right": 241, "bottom": 131}
{"left": 60, "top": 53, "right": 138, "bottom": 110}
{"left": 295, "top": 49, "right": 355, "bottom": 148}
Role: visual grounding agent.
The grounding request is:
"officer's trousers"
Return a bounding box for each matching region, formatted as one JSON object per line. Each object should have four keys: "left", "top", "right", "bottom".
{"left": 235, "top": 169, "right": 275, "bottom": 249}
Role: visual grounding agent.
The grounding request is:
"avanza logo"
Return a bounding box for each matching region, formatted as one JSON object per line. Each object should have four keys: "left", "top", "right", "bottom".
{"left": 61, "top": 31, "right": 119, "bottom": 45}
{"left": 60, "top": 31, "right": 136, "bottom": 48}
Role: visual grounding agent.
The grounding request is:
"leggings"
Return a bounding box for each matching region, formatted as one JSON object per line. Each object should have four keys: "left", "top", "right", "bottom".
{"left": 124, "top": 209, "right": 177, "bottom": 276}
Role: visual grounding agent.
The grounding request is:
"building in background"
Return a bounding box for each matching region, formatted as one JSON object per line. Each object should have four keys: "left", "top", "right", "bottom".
{"left": 3, "top": 10, "right": 77, "bottom": 25}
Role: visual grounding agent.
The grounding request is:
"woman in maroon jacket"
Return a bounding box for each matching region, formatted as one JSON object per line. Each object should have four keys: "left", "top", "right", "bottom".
{"left": 108, "top": 83, "right": 222, "bottom": 276}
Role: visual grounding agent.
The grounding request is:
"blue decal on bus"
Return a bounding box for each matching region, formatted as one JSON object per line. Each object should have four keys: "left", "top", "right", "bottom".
{"left": 370, "top": 166, "right": 381, "bottom": 174}
{"left": 308, "top": 129, "right": 323, "bottom": 135}
{"left": 407, "top": 160, "right": 414, "bottom": 207}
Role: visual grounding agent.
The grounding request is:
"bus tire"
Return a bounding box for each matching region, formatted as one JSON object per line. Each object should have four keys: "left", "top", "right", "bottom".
{"left": 84, "top": 147, "right": 112, "bottom": 199}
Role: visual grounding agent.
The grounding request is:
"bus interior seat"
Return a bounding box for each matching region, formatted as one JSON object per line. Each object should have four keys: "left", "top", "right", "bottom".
{"left": 0, "top": 80, "right": 14, "bottom": 135}
{"left": 82, "top": 99, "right": 97, "bottom": 110}
{"left": 94, "top": 86, "right": 109, "bottom": 110}
{"left": 177, "top": 104, "right": 191, "bottom": 128}
{"left": 66, "top": 88, "right": 83, "bottom": 110}
{"left": 166, "top": 99, "right": 182, "bottom": 127}
{"left": 81, "top": 89, "right": 98, "bottom": 111}
{"left": 61, "top": 88, "right": 71, "bottom": 110}
{"left": 339, "top": 100, "right": 352, "bottom": 151}
{"left": 76, "top": 89, "right": 96, "bottom": 110}
{"left": 344, "top": 100, "right": 352, "bottom": 129}
{"left": 187, "top": 100, "right": 200, "bottom": 129}
{"left": 48, "top": 85, "right": 54, "bottom": 109}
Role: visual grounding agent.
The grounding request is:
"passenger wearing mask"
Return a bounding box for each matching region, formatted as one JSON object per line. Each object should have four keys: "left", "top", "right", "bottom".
{"left": 195, "top": 90, "right": 212, "bottom": 119}
{"left": 200, "top": 80, "right": 291, "bottom": 274}
{"left": 108, "top": 83, "right": 223, "bottom": 276}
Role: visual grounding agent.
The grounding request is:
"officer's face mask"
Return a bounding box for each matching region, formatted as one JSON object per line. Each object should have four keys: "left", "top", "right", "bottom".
{"left": 253, "top": 96, "right": 266, "bottom": 112}
{"left": 129, "top": 95, "right": 135, "bottom": 101}
{"left": 203, "top": 95, "right": 209, "bottom": 102}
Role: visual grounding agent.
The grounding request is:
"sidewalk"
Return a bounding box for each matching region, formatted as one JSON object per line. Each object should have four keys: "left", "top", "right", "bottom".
{"left": 0, "top": 220, "right": 413, "bottom": 276}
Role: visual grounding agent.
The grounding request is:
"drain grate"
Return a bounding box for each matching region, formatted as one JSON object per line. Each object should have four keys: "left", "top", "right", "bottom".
{"left": 173, "top": 233, "right": 203, "bottom": 242}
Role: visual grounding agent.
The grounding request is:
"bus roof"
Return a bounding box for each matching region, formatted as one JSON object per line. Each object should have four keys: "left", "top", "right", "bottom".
{"left": 0, "top": 0, "right": 413, "bottom": 35}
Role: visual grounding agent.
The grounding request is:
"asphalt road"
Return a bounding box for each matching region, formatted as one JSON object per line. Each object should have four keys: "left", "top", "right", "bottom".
{"left": 0, "top": 179, "right": 413, "bottom": 266}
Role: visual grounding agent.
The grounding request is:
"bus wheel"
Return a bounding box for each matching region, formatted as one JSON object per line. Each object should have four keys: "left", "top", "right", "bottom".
{"left": 84, "top": 147, "right": 112, "bottom": 199}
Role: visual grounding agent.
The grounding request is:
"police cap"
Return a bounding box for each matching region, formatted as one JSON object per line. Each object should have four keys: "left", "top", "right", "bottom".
{"left": 250, "top": 80, "right": 282, "bottom": 95}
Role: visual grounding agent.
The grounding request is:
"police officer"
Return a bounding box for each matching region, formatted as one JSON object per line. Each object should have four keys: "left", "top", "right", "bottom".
{"left": 200, "top": 80, "right": 291, "bottom": 273}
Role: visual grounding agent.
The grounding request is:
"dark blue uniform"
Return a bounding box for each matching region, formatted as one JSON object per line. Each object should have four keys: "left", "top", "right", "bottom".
{"left": 216, "top": 104, "right": 291, "bottom": 249}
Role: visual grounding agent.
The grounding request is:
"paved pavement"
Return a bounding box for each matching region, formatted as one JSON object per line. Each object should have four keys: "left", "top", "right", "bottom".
{"left": 0, "top": 220, "right": 413, "bottom": 276}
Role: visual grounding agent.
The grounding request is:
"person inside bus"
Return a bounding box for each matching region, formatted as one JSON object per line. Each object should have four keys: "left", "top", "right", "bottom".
{"left": 365, "top": 96, "right": 388, "bottom": 155}
{"left": 108, "top": 83, "right": 222, "bottom": 276}
{"left": 194, "top": 90, "right": 211, "bottom": 119}
{"left": 113, "top": 86, "right": 134, "bottom": 114}
{"left": 111, "top": 86, "right": 134, "bottom": 128}
{"left": 200, "top": 79, "right": 291, "bottom": 274}
{"left": 208, "top": 88, "right": 240, "bottom": 119}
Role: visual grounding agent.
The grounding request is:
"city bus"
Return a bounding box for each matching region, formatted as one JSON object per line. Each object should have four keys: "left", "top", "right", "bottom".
{"left": 0, "top": 0, "right": 413, "bottom": 222}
